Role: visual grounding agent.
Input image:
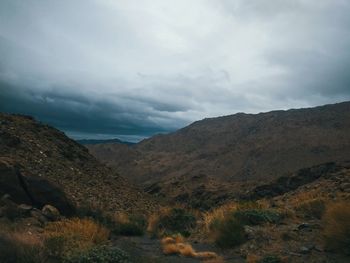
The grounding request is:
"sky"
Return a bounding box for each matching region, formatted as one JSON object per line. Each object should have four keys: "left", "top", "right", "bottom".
{"left": 1, "top": 0, "right": 350, "bottom": 142}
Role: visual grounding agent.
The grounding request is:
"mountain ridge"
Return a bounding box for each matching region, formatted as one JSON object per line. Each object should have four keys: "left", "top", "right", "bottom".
{"left": 87, "top": 101, "right": 350, "bottom": 205}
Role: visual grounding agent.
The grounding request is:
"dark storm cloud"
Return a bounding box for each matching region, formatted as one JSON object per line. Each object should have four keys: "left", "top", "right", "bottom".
{"left": 1, "top": 0, "right": 350, "bottom": 140}
{"left": 0, "top": 82, "right": 175, "bottom": 141}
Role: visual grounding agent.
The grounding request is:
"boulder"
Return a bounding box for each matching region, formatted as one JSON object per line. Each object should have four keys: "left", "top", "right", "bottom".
{"left": 17, "top": 204, "right": 33, "bottom": 217}
{"left": 30, "top": 208, "right": 48, "bottom": 224}
{"left": 0, "top": 159, "right": 32, "bottom": 204}
{"left": 42, "top": 204, "right": 60, "bottom": 221}
{"left": 0, "top": 158, "right": 75, "bottom": 216}
{"left": 0, "top": 194, "right": 22, "bottom": 219}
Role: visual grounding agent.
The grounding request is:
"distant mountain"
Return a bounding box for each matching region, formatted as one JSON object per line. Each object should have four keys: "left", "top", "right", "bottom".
{"left": 77, "top": 138, "right": 135, "bottom": 145}
{"left": 0, "top": 113, "right": 156, "bottom": 213}
{"left": 87, "top": 101, "right": 350, "bottom": 206}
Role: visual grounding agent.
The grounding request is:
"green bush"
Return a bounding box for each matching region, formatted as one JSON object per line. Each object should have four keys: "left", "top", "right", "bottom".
{"left": 234, "top": 209, "right": 282, "bottom": 225}
{"left": 158, "top": 208, "right": 196, "bottom": 237}
{"left": 64, "top": 245, "right": 129, "bottom": 263}
{"left": 257, "top": 255, "right": 282, "bottom": 263}
{"left": 213, "top": 216, "right": 246, "bottom": 248}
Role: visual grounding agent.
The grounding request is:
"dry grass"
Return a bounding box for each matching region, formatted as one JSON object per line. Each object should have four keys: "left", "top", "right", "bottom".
{"left": 295, "top": 198, "right": 326, "bottom": 219}
{"left": 246, "top": 254, "right": 261, "bottom": 263}
{"left": 113, "top": 211, "right": 130, "bottom": 224}
{"left": 147, "top": 206, "right": 197, "bottom": 237}
{"left": 202, "top": 202, "right": 238, "bottom": 234}
{"left": 161, "top": 235, "right": 219, "bottom": 260}
{"left": 289, "top": 190, "right": 324, "bottom": 207}
{"left": 44, "top": 217, "right": 109, "bottom": 244}
{"left": 0, "top": 231, "right": 47, "bottom": 263}
{"left": 202, "top": 200, "right": 271, "bottom": 233}
{"left": 323, "top": 201, "right": 350, "bottom": 255}
{"left": 147, "top": 207, "right": 172, "bottom": 234}
{"left": 44, "top": 217, "right": 109, "bottom": 258}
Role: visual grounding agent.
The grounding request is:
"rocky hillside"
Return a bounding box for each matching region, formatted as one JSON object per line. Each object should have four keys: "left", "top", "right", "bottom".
{"left": 87, "top": 101, "right": 350, "bottom": 204}
{"left": 0, "top": 113, "right": 156, "bottom": 214}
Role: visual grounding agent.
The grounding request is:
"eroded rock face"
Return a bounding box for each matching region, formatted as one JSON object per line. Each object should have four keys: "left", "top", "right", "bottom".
{"left": 0, "top": 158, "right": 75, "bottom": 216}
{"left": 0, "top": 158, "right": 33, "bottom": 204}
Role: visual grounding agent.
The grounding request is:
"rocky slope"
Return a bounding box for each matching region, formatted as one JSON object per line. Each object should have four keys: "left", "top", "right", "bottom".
{"left": 0, "top": 113, "right": 156, "bottom": 214}
{"left": 87, "top": 101, "right": 350, "bottom": 205}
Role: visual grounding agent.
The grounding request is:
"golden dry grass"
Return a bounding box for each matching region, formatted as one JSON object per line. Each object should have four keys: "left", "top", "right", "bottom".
{"left": 246, "top": 254, "right": 261, "bottom": 263}
{"left": 202, "top": 202, "right": 238, "bottom": 233}
{"left": 0, "top": 230, "right": 47, "bottom": 263}
{"left": 147, "top": 206, "right": 172, "bottom": 234}
{"left": 161, "top": 236, "right": 220, "bottom": 260}
{"left": 202, "top": 200, "right": 270, "bottom": 235}
{"left": 289, "top": 189, "right": 324, "bottom": 207}
{"left": 323, "top": 201, "right": 350, "bottom": 254}
{"left": 44, "top": 217, "right": 109, "bottom": 257}
{"left": 45, "top": 217, "right": 109, "bottom": 244}
{"left": 113, "top": 211, "right": 130, "bottom": 224}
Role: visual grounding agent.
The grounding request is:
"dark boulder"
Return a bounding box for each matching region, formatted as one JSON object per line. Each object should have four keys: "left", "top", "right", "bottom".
{"left": 0, "top": 158, "right": 75, "bottom": 216}
{"left": 0, "top": 158, "right": 32, "bottom": 204}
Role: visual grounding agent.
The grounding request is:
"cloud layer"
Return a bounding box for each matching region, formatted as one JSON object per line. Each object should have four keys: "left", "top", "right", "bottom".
{"left": 1, "top": 0, "right": 350, "bottom": 141}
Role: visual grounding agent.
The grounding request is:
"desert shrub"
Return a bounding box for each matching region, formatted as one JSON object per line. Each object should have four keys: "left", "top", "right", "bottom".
{"left": 296, "top": 198, "right": 326, "bottom": 219}
{"left": 148, "top": 207, "right": 196, "bottom": 237}
{"left": 76, "top": 205, "right": 115, "bottom": 229}
{"left": 78, "top": 205, "right": 146, "bottom": 237}
{"left": 237, "top": 201, "right": 266, "bottom": 210}
{"left": 233, "top": 209, "right": 282, "bottom": 225}
{"left": 113, "top": 213, "right": 146, "bottom": 236}
{"left": 44, "top": 218, "right": 109, "bottom": 259}
{"left": 64, "top": 245, "right": 129, "bottom": 263}
{"left": 203, "top": 202, "right": 238, "bottom": 233}
{"left": 212, "top": 216, "right": 246, "bottom": 248}
{"left": 0, "top": 233, "right": 47, "bottom": 263}
{"left": 323, "top": 201, "right": 350, "bottom": 255}
{"left": 257, "top": 255, "right": 282, "bottom": 263}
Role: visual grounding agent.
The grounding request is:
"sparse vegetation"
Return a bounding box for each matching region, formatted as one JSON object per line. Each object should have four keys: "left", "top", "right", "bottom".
{"left": 64, "top": 245, "right": 129, "bottom": 263}
{"left": 257, "top": 255, "right": 282, "bottom": 263}
{"left": 233, "top": 209, "right": 282, "bottom": 225}
{"left": 44, "top": 218, "right": 109, "bottom": 259}
{"left": 76, "top": 204, "right": 116, "bottom": 229}
{"left": 112, "top": 212, "right": 146, "bottom": 236}
{"left": 323, "top": 201, "right": 350, "bottom": 255}
{"left": 0, "top": 232, "right": 47, "bottom": 263}
{"left": 78, "top": 205, "right": 146, "bottom": 236}
{"left": 148, "top": 207, "right": 196, "bottom": 237}
{"left": 296, "top": 198, "right": 326, "bottom": 219}
{"left": 212, "top": 215, "right": 246, "bottom": 248}
{"left": 202, "top": 201, "right": 282, "bottom": 248}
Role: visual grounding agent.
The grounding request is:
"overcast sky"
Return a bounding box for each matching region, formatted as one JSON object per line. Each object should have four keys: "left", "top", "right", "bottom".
{"left": 1, "top": 0, "right": 350, "bottom": 141}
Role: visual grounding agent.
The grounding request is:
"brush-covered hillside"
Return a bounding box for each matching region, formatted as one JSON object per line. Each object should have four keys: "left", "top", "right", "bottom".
{"left": 87, "top": 101, "right": 350, "bottom": 203}
{"left": 0, "top": 113, "right": 156, "bottom": 214}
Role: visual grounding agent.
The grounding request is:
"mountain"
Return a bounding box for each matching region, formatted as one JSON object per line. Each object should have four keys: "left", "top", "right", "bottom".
{"left": 0, "top": 113, "right": 156, "bottom": 214}
{"left": 77, "top": 138, "right": 135, "bottom": 145}
{"left": 86, "top": 101, "right": 350, "bottom": 206}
